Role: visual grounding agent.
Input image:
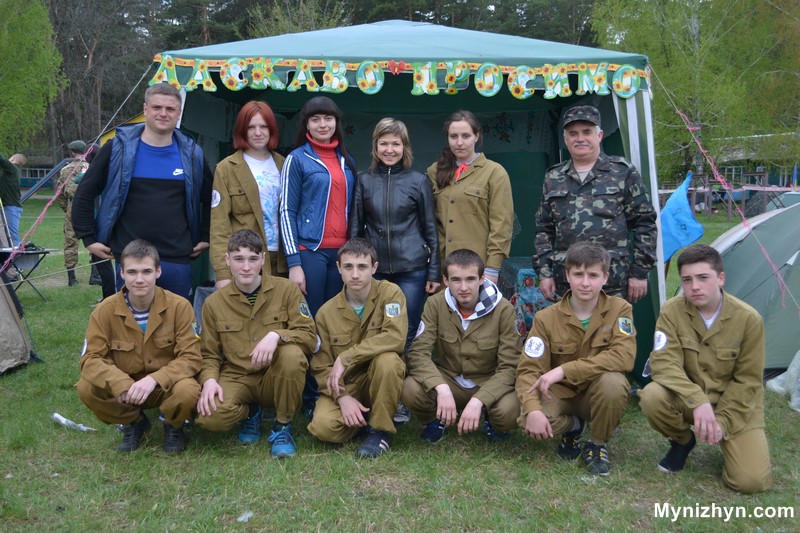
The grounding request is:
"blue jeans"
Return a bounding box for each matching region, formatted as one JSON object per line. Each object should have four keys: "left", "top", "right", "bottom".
{"left": 3, "top": 205, "right": 22, "bottom": 246}
{"left": 116, "top": 260, "right": 193, "bottom": 301}
{"left": 299, "top": 248, "right": 343, "bottom": 316}
{"left": 298, "top": 248, "right": 342, "bottom": 408}
{"left": 375, "top": 269, "right": 428, "bottom": 353}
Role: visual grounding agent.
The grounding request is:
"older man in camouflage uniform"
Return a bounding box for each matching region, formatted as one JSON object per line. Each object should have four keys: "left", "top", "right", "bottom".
{"left": 57, "top": 140, "right": 89, "bottom": 286}
{"left": 533, "top": 105, "right": 657, "bottom": 303}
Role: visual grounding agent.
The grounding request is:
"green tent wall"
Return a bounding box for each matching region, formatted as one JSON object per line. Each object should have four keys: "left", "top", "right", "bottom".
{"left": 153, "top": 20, "right": 665, "bottom": 380}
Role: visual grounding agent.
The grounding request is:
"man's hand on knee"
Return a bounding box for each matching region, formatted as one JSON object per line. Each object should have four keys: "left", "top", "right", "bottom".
{"left": 523, "top": 410, "right": 553, "bottom": 440}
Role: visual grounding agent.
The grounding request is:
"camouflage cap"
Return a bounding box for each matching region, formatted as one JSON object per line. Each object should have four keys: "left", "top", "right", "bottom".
{"left": 67, "top": 140, "right": 87, "bottom": 153}
{"left": 562, "top": 106, "right": 601, "bottom": 128}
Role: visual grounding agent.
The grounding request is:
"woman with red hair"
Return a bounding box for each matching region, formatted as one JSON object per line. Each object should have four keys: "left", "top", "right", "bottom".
{"left": 210, "top": 100, "right": 286, "bottom": 287}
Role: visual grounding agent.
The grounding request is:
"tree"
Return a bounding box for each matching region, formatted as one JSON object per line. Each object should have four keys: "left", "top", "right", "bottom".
{"left": 0, "top": 0, "right": 63, "bottom": 152}
{"left": 46, "top": 0, "right": 161, "bottom": 157}
{"left": 246, "top": 0, "right": 352, "bottom": 37}
{"left": 593, "top": 0, "right": 800, "bottom": 180}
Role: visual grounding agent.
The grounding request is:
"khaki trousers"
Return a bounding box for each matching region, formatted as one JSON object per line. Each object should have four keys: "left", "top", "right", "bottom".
{"left": 401, "top": 372, "right": 520, "bottom": 432}
{"left": 525, "top": 372, "right": 630, "bottom": 443}
{"left": 307, "top": 352, "right": 404, "bottom": 442}
{"left": 76, "top": 376, "right": 199, "bottom": 427}
{"left": 195, "top": 344, "right": 306, "bottom": 431}
{"left": 639, "top": 382, "right": 772, "bottom": 493}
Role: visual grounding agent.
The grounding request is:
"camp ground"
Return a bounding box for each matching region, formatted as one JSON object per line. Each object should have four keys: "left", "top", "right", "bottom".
{"left": 151, "top": 19, "right": 663, "bottom": 377}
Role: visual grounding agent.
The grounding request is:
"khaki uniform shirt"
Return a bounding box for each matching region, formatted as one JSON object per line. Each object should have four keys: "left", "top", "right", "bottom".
{"left": 649, "top": 292, "right": 765, "bottom": 437}
{"left": 427, "top": 154, "right": 514, "bottom": 271}
{"left": 79, "top": 288, "right": 201, "bottom": 398}
{"left": 516, "top": 291, "right": 636, "bottom": 414}
{"left": 312, "top": 280, "right": 407, "bottom": 400}
{"left": 406, "top": 291, "right": 519, "bottom": 407}
{"left": 199, "top": 276, "right": 317, "bottom": 382}
{"left": 211, "top": 150, "right": 287, "bottom": 280}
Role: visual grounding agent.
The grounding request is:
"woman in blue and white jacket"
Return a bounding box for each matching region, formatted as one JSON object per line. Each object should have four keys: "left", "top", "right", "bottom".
{"left": 280, "top": 96, "right": 357, "bottom": 316}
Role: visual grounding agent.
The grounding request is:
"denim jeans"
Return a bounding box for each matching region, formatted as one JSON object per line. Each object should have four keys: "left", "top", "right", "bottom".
{"left": 375, "top": 269, "right": 428, "bottom": 353}
{"left": 2, "top": 205, "right": 22, "bottom": 246}
{"left": 298, "top": 248, "right": 343, "bottom": 316}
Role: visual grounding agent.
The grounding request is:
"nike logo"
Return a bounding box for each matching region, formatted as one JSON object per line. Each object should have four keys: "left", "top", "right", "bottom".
{"left": 173, "top": 168, "right": 184, "bottom": 176}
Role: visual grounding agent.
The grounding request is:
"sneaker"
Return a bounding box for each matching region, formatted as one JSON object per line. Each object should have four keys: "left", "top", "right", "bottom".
{"left": 268, "top": 423, "right": 296, "bottom": 458}
{"left": 163, "top": 423, "right": 186, "bottom": 453}
{"left": 392, "top": 401, "right": 411, "bottom": 425}
{"left": 582, "top": 441, "right": 611, "bottom": 476}
{"left": 658, "top": 433, "right": 696, "bottom": 473}
{"left": 420, "top": 419, "right": 446, "bottom": 443}
{"left": 238, "top": 404, "right": 263, "bottom": 445}
{"left": 556, "top": 417, "right": 585, "bottom": 460}
{"left": 357, "top": 426, "right": 392, "bottom": 458}
{"left": 484, "top": 419, "right": 510, "bottom": 442}
{"left": 117, "top": 413, "right": 151, "bottom": 452}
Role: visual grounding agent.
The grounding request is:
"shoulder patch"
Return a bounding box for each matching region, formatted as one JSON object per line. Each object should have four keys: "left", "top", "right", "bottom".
{"left": 653, "top": 330, "right": 668, "bottom": 351}
{"left": 211, "top": 190, "right": 221, "bottom": 208}
{"left": 80, "top": 339, "right": 87, "bottom": 357}
{"left": 524, "top": 336, "right": 545, "bottom": 358}
{"left": 192, "top": 321, "right": 201, "bottom": 338}
{"left": 299, "top": 302, "right": 311, "bottom": 318}
{"left": 385, "top": 303, "right": 401, "bottom": 318}
{"left": 617, "top": 317, "right": 634, "bottom": 336}
{"left": 415, "top": 320, "right": 425, "bottom": 339}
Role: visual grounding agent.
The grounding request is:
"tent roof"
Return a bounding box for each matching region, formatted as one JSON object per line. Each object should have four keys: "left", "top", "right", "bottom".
{"left": 161, "top": 19, "right": 648, "bottom": 68}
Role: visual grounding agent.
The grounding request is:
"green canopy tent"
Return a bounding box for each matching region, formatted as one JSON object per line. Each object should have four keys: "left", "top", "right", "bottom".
{"left": 152, "top": 20, "right": 665, "bottom": 379}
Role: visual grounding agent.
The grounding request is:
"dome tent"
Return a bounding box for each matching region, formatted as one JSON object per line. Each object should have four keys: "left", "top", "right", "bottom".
{"left": 151, "top": 20, "right": 664, "bottom": 378}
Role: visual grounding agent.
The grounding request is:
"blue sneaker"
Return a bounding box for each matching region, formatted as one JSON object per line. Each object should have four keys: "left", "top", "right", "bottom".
{"left": 484, "top": 419, "right": 510, "bottom": 442}
{"left": 268, "top": 423, "right": 296, "bottom": 458}
{"left": 420, "top": 419, "right": 446, "bottom": 443}
{"left": 238, "top": 404, "right": 263, "bottom": 445}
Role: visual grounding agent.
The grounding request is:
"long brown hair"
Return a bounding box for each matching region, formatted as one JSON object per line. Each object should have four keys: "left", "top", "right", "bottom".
{"left": 434, "top": 110, "right": 481, "bottom": 189}
{"left": 294, "top": 96, "right": 356, "bottom": 175}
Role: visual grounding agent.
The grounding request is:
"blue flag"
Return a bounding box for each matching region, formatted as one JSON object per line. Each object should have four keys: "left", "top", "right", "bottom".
{"left": 661, "top": 172, "right": 705, "bottom": 261}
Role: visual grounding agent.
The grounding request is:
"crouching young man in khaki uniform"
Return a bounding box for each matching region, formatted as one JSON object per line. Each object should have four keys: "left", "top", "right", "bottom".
{"left": 402, "top": 248, "right": 520, "bottom": 443}
{"left": 308, "top": 238, "right": 407, "bottom": 458}
{"left": 517, "top": 242, "right": 635, "bottom": 475}
{"left": 76, "top": 239, "right": 201, "bottom": 453}
{"left": 196, "top": 230, "right": 316, "bottom": 458}
{"left": 638, "top": 244, "right": 771, "bottom": 493}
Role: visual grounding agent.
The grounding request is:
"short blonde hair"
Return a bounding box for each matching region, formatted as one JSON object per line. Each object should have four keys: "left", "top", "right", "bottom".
{"left": 370, "top": 117, "right": 413, "bottom": 171}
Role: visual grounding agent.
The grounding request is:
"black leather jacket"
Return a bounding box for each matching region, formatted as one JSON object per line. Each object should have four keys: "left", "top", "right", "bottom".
{"left": 349, "top": 163, "right": 440, "bottom": 280}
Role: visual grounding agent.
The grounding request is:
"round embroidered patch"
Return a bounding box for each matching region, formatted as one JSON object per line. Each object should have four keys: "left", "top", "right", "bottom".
{"left": 653, "top": 330, "right": 668, "bottom": 351}
{"left": 415, "top": 320, "right": 425, "bottom": 339}
{"left": 524, "top": 336, "right": 545, "bottom": 358}
{"left": 211, "top": 190, "right": 221, "bottom": 208}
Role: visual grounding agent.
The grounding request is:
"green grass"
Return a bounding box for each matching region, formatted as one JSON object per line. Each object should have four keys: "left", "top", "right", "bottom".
{"left": 2, "top": 200, "right": 798, "bottom": 531}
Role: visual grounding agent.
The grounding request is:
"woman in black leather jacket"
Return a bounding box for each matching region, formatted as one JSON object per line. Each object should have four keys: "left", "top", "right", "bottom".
{"left": 349, "top": 118, "right": 440, "bottom": 353}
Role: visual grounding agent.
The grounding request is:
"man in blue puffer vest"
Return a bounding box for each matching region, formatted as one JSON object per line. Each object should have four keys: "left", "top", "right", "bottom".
{"left": 72, "top": 83, "right": 212, "bottom": 300}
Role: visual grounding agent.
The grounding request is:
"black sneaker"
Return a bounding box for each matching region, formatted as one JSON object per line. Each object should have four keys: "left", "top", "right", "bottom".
{"left": 163, "top": 423, "right": 186, "bottom": 453}
{"left": 484, "top": 419, "right": 510, "bottom": 442}
{"left": 357, "top": 426, "right": 392, "bottom": 458}
{"left": 582, "top": 441, "right": 610, "bottom": 476}
{"left": 117, "top": 413, "right": 151, "bottom": 452}
{"left": 420, "top": 419, "right": 446, "bottom": 443}
{"left": 658, "top": 433, "right": 696, "bottom": 473}
{"left": 556, "top": 417, "right": 585, "bottom": 460}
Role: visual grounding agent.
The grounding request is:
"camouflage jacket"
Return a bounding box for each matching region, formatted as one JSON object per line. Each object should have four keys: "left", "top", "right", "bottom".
{"left": 532, "top": 153, "right": 657, "bottom": 296}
